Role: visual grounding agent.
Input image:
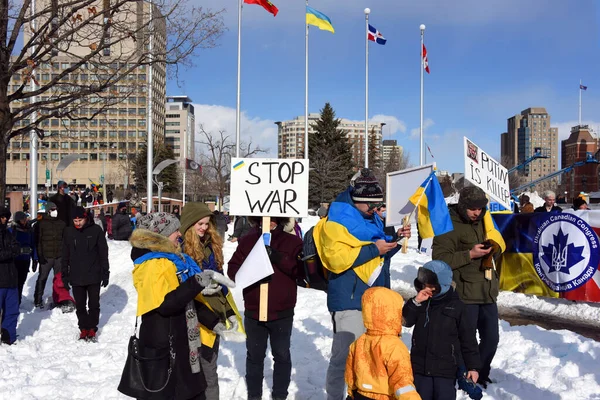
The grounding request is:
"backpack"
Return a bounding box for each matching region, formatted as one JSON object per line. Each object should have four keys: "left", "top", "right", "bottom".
{"left": 297, "top": 225, "right": 328, "bottom": 292}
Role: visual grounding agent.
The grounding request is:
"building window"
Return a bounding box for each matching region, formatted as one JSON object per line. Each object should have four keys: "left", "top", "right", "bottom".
{"left": 51, "top": 153, "right": 59, "bottom": 161}
{"left": 61, "top": 142, "right": 69, "bottom": 149}
{"left": 90, "top": 153, "right": 98, "bottom": 161}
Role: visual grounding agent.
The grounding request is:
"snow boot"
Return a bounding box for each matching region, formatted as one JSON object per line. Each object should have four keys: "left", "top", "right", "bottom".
{"left": 79, "top": 329, "right": 88, "bottom": 341}
{"left": 457, "top": 366, "right": 483, "bottom": 400}
{"left": 1, "top": 328, "right": 11, "bottom": 345}
{"left": 87, "top": 329, "right": 97, "bottom": 343}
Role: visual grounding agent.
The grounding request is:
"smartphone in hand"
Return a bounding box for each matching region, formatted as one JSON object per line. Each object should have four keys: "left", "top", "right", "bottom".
{"left": 480, "top": 240, "right": 492, "bottom": 249}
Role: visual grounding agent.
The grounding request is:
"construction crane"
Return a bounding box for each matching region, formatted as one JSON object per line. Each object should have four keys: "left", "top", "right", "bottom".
{"left": 510, "top": 152, "right": 599, "bottom": 194}
{"left": 508, "top": 148, "right": 549, "bottom": 174}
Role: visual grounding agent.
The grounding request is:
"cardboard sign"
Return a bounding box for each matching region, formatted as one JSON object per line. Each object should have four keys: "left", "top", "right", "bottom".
{"left": 230, "top": 158, "right": 309, "bottom": 217}
{"left": 386, "top": 164, "right": 436, "bottom": 227}
{"left": 464, "top": 137, "right": 511, "bottom": 210}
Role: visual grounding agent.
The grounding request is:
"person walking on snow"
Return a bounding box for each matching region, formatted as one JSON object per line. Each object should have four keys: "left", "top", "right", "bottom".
{"left": 62, "top": 207, "right": 110, "bottom": 342}
{"left": 33, "top": 201, "right": 66, "bottom": 309}
{"left": 10, "top": 211, "right": 35, "bottom": 304}
{"left": 0, "top": 206, "right": 20, "bottom": 345}
{"left": 50, "top": 180, "right": 77, "bottom": 226}
{"left": 112, "top": 201, "right": 133, "bottom": 241}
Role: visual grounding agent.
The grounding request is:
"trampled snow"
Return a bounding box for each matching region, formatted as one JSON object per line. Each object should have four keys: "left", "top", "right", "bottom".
{"left": 1, "top": 217, "right": 598, "bottom": 399}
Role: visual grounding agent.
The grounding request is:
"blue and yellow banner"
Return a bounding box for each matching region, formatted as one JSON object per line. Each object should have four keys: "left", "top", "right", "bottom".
{"left": 408, "top": 172, "right": 453, "bottom": 239}
{"left": 306, "top": 6, "right": 334, "bottom": 33}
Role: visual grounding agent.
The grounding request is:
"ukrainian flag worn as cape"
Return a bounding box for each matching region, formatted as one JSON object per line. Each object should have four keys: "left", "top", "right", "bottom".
{"left": 313, "top": 199, "right": 390, "bottom": 285}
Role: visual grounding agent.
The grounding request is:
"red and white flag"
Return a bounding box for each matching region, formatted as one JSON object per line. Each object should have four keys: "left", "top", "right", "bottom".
{"left": 422, "top": 44, "right": 430, "bottom": 74}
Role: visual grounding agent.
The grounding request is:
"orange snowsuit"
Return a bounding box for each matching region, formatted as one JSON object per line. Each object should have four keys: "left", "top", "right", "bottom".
{"left": 345, "top": 287, "right": 421, "bottom": 400}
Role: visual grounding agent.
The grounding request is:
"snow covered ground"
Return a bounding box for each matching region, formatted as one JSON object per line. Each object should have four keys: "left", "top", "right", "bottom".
{"left": 1, "top": 216, "right": 599, "bottom": 399}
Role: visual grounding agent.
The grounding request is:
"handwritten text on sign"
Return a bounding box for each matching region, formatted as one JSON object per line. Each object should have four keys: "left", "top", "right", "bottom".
{"left": 230, "top": 158, "right": 309, "bottom": 217}
{"left": 463, "top": 137, "right": 511, "bottom": 210}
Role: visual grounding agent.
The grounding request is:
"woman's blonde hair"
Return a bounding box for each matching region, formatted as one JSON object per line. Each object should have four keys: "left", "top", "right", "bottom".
{"left": 183, "top": 218, "right": 224, "bottom": 271}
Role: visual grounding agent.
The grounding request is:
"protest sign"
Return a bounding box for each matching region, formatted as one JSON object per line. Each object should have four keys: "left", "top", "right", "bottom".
{"left": 386, "top": 164, "right": 435, "bottom": 227}
{"left": 230, "top": 158, "right": 309, "bottom": 217}
{"left": 233, "top": 233, "right": 274, "bottom": 290}
{"left": 464, "top": 137, "right": 511, "bottom": 210}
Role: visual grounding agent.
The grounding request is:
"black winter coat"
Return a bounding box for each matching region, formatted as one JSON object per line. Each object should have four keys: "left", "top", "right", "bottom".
{"left": 61, "top": 221, "right": 109, "bottom": 286}
{"left": 111, "top": 211, "right": 133, "bottom": 240}
{"left": 403, "top": 287, "right": 481, "bottom": 379}
{"left": 35, "top": 214, "right": 66, "bottom": 261}
{"left": 0, "top": 224, "right": 20, "bottom": 288}
{"left": 130, "top": 245, "right": 221, "bottom": 400}
{"left": 50, "top": 192, "right": 76, "bottom": 226}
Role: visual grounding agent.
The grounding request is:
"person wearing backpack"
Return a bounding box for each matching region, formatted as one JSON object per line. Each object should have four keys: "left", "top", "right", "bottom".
{"left": 313, "top": 168, "right": 411, "bottom": 400}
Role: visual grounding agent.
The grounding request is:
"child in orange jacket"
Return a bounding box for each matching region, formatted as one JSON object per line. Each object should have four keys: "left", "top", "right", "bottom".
{"left": 345, "top": 287, "right": 422, "bottom": 400}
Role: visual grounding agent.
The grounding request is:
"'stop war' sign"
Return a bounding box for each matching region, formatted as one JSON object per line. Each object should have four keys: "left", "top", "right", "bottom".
{"left": 229, "top": 158, "right": 309, "bottom": 217}
{"left": 463, "top": 137, "right": 511, "bottom": 210}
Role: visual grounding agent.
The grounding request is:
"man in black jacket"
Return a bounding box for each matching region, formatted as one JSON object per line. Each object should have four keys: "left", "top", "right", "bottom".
{"left": 0, "top": 206, "right": 20, "bottom": 345}
{"left": 62, "top": 207, "right": 109, "bottom": 342}
{"left": 33, "top": 201, "right": 66, "bottom": 308}
{"left": 50, "top": 180, "right": 76, "bottom": 226}
{"left": 111, "top": 201, "right": 132, "bottom": 241}
{"left": 403, "top": 260, "right": 481, "bottom": 400}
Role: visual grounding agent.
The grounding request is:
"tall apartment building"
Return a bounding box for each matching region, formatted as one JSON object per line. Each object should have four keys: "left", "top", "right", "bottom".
{"left": 165, "top": 96, "right": 195, "bottom": 162}
{"left": 561, "top": 125, "right": 599, "bottom": 196}
{"left": 500, "top": 107, "right": 559, "bottom": 185}
{"left": 6, "top": 0, "right": 166, "bottom": 190}
{"left": 381, "top": 139, "right": 403, "bottom": 166}
{"left": 275, "top": 113, "right": 383, "bottom": 166}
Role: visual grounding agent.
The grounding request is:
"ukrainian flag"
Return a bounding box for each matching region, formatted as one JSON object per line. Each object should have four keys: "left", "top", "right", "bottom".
{"left": 306, "top": 6, "right": 334, "bottom": 33}
{"left": 408, "top": 172, "right": 453, "bottom": 239}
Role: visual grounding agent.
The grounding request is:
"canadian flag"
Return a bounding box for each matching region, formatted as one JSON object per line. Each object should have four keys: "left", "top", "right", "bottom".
{"left": 422, "top": 44, "right": 430, "bottom": 74}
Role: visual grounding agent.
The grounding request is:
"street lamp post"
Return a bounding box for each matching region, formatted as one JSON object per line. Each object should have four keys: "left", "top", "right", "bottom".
{"left": 152, "top": 159, "right": 179, "bottom": 212}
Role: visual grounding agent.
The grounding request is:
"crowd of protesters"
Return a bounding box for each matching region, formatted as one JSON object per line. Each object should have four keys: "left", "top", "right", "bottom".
{"left": 4, "top": 173, "right": 589, "bottom": 400}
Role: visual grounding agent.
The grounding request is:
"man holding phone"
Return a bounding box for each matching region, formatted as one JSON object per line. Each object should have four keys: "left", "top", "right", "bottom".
{"left": 432, "top": 186, "right": 501, "bottom": 391}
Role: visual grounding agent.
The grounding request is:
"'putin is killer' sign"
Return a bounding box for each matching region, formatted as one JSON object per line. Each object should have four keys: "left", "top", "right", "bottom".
{"left": 229, "top": 158, "right": 309, "bottom": 217}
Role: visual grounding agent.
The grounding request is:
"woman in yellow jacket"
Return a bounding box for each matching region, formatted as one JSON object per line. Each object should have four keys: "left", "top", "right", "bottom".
{"left": 179, "top": 203, "right": 243, "bottom": 400}
{"left": 345, "top": 287, "right": 421, "bottom": 400}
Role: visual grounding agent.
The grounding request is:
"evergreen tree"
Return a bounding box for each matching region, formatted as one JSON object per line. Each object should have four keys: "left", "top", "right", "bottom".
{"left": 308, "top": 103, "right": 355, "bottom": 206}
{"left": 368, "top": 126, "right": 382, "bottom": 181}
{"left": 131, "top": 143, "right": 180, "bottom": 193}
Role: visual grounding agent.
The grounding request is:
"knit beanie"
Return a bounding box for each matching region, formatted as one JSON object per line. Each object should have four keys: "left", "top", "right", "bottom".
{"left": 0, "top": 206, "right": 11, "bottom": 219}
{"left": 118, "top": 201, "right": 128, "bottom": 210}
{"left": 180, "top": 202, "right": 214, "bottom": 235}
{"left": 573, "top": 197, "right": 587, "bottom": 210}
{"left": 14, "top": 211, "right": 27, "bottom": 222}
{"left": 46, "top": 201, "right": 57, "bottom": 210}
{"left": 351, "top": 168, "right": 384, "bottom": 202}
{"left": 73, "top": 206, "right": 88, "bottom": 219}
{"left": 137, "top": 212, "right": 181, "bottom": 237}
{"left": 458, "top": 186, "right": 488, "bottom": 209}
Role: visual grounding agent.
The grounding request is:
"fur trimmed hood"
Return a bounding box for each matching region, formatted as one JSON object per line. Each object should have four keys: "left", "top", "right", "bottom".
{"left": 129, "top": 228, "right": 180, "bottom": 255}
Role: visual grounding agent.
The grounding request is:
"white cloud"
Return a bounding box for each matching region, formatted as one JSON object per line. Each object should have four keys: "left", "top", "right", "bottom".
{"left": 370, "top": 114, "right": 407, "bottom": 135}
{"left": 409, "top": 118, "right": 435, "bottom": 139}
{"left": 552, "top": 120, "right": 600, "bottom": 142}
{"left": 193, "top": 104, "right": 278, "bottom": 157}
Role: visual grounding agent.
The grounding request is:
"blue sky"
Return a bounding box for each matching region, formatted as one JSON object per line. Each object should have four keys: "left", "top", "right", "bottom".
{"left": 171, "top": 0, "right": 600, "bottom": 173}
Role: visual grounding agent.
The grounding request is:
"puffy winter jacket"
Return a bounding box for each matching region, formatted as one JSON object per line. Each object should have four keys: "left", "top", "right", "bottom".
{"left": 130, "top": 228, "right": 221, "bottom": 400}
{"left": 49, "top": 192, "right": 76, "bottom": 226}
{"left": 345, "top": 287, "right": 420, "bottom": 400}
{"left": 61, "top": 220, "right": 109, "bottom": 286}
{"left": 11, "top": 222, "right": 34, "bottom": 262}
{"left": 432, "top": 206, "right": 499, "bottom": 304}
{"left": 403, "top": 287, "right": 481, "bottom": 379}
{"left": 0, "top": 224, "right": 20, "bottom": 288}
{"left": 35, "top": 214, "right": 66, "bottom": 261}
{"left": 111, "top": 211, "right": 133, "bottom": 240}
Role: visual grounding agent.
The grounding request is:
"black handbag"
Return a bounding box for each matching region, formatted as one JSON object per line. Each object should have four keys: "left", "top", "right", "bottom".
{"left": 118, "top": 318, "right": 176, "bottom": 399}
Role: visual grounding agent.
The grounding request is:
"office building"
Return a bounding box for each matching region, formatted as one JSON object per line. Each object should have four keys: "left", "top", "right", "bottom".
{"left": 6, "top": 0, "right": 166, "bottom": 190}
{"left": 275, "top": 113, "right": 383, "bottom": 166}
{"left": 381, "top": 139, "right": 403, "bottom": 167}
{"left": 165, "top": 96, "right": 195, "bottom": 161}
{"left": 561, "top": 125, "right": 599, "bottom": 197}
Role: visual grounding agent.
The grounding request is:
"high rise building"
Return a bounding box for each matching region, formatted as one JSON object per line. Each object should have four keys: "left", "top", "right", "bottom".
{"left": 561, "top": 125, "right": 599, "bottom": 197}
{"left": 500, "top": 107, "right": 559, "bottom": 185}
{"left": 275, "top": 113, "right": 383, "bottom": 166}
{"left": 165, "top": 96, "right": 195, "bottom": 162}
{"left": 6, "top": 0, "right": 166, "bottom": 190}
{"left": 381, "top": 139, "right": 403, "bottom": 166}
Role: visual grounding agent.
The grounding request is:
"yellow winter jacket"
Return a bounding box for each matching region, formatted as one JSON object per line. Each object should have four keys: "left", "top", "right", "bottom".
{"left": 345, "top": 287, "right": 421, "bottom": 400}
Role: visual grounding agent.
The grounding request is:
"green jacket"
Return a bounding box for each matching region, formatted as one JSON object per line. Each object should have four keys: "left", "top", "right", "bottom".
{"left": 432, "top": 205, "right": 499, "bottom": 304}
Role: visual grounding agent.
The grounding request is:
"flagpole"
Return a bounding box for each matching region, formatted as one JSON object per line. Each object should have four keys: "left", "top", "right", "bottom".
{"left": 304, "top": 0, "right": 309, "bottom": 158}
{"left": 235, "top": 0, "right": 242, "bottom": 157}
{"left": 579, "top": 79, "right": 582, "bottom": 126}
{"left": 182, "top": 128, "right": 187, "bottom": 207}
{"left": 29, "top": 0, "right": 38, "bottom": 217}
{"left": 364, "top": 8, "right": 370, "bottom": 168}
{"left": 420, "top": 24, "right": 425, "bottom": 166}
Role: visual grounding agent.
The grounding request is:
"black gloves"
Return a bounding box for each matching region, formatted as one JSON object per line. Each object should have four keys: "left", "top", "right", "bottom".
{"left": 62, "top": 277, "right": 71, "bottom": 291}
{"left": 101, "top": 275, "right": 109, "bottom": 288}
{"left": 31, "top": 260, "right": 38, "bottom": 272}
{"left": 265, "top": 246, "right": 282, "bottom": 265}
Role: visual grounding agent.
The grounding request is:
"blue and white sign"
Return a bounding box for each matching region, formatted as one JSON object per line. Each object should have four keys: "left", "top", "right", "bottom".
{"left": 533, "top": 213, "right": 600, "bottom": 292}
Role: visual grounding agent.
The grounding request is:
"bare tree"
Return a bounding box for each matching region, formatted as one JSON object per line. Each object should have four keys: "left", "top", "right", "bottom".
{"left": 197, "top": 126, "right": 266, "bottom": 207}
{"left": 0, "top": 0, "right": 225, "bottom": 200}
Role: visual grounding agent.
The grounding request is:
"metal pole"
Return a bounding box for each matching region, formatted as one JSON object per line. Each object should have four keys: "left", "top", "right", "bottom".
{"left": 364, "top": 8, "right": 370, "bottom": 168}
{"left": 182, "top": 129, "right": 186, "bottom": 206}
{"left": 146, "top": 3, "right": 154, "bottom": 212}
{"left": 420, "top": 24, "right": 425, "bottom": 166}
{"left": 29, "top": 0, "right": 38, "bottom": 216}
{"left": 304, "top": 0, "right": 309, "bottom": 158}
{"left": 579, "top": 79, "right": 582, "bottom": 126}
{"left": 235, "top": 0, "right": 242, "bottom": 158}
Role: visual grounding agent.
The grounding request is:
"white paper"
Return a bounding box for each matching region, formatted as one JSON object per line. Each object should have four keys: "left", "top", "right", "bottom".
{"left": 386, "top": 164, "right": 436, "bottom": 227}
{"left": 233, "top": 235, "right": 274, "bottom": 290}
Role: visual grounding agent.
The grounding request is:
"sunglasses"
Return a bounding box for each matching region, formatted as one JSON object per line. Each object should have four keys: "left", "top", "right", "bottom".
{"left": 364, "top": 202, "right": 384, "bottom": 211}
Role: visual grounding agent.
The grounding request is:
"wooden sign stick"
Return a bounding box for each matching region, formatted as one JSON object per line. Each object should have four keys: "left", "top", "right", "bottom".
{"left": 401, "top": 215, "right": 410, "bottom": 254}
{"left": 259, "top": 216, "right": 271, "bottom": 322}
